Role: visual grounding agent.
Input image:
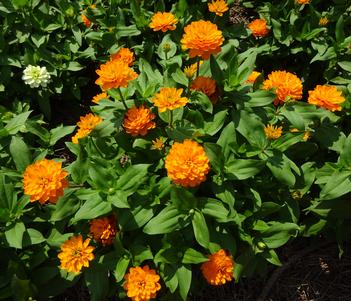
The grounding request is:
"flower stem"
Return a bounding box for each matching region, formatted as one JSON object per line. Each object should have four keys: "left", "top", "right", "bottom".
{"left": 117, "top": 88, "right": 128, "bottom": 110}
{"left": 169, "top": 110, "right": 174, "bottom": 129}
{"left": 196, "top": 58, "right": 200, "bottom": 78}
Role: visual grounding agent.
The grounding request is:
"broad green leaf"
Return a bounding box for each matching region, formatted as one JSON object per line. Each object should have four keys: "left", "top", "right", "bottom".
{"left": 203, "top": 109, "right": 227, "bottom": 135}
{"left": 266, "top": 152, "right": 296, "bottom": 187}
{"left": 22, "top": 228, "right": 45, "bottom": 246}
{"left": 85, "top": 264, "right": 109, "bottom": 301}
{"left": 50, "top": 191, "right": 80, "bottom": 222}
{"left": 5, "top": 222, "right": 25, "bottom": 249}
{"left": 192, "top": 210, "right": 210, "bottom": 248}
{"left": 182, "top": 248, "right": 208, "bottom": 264}
{"left": 116, "top": 164, "right": 149, "bottom": 195}
{"left": 49, "top": 125, "right": 75, "bottom": 146}
{"left": 5, "top": 111, "right": 32, "bottom": 135}
{"left": 9, "top": 136, "right": 31, "bottom": 172}
{"left": 225, "top": 159, "right": 265, "bottom": 180}
{"left": 176, "top": 265, "right": 192, "bottom": 301}
{"left": 261, "top": 222, "right": 300, "bottom": 248}
{"left": 114, "top": 257, "right": 130, "bottom": 282}
{"left": 319, "top": 170, "right": 351, "bottom": 200}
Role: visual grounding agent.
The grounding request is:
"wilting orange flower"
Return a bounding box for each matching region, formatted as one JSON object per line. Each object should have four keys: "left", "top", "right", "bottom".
{"left": 151, "top": 137, "right": 166, "bottom": 150}
{"left": 303, "top": 131, "right": 311, "bottom": 141}
{"left": 264, "top": 124, "right": 283, "bottom": 140}
{"left": 58, "top": 235, "right": 95, "bottom": 274}
{"left": 208, "top": 0, "right": 229, "bottom": 16}
{"left": 181, "top": 20, "right": 224, "bottom": 60}
{"left": 90, "top": 216, "right": 117, "bottom": 246}
{"left": 246, "top": 71, "right": 261, "bottom": 84}
{"left": 201, "top": 249, "right": 234, "bottom": 286}
{"left": 124, "top": 265, "right": 161, "bottom": 301}
{"left": 263, "top": 70, "right": 303, "bottom": 105}
{"left": 81, "top": 14, "right": 92, "bottom": 27}
{"left": 149, "top": 12, "right": 178, "bottom": 32}
{"left": 184, "top": 61, "right": 203, "bottom": 78}
{"left": 190, "top": 76, "right": 219, "bottom": 103}
{"left": 92, "top": 92, "right": 109, "bottom": 104}
{"left": 296, "top": 0, "right": 310, "bottom": 4}
{"left": 165, "top": 140, "right": 210, "bottom": 187}
{"left": 151, "top": 87, "right": 189, "bottom": 113}
{"left": 308, "top": 85, "right": 345, "bottom": 112}
{"left": 72, "top": 113, "right": 102, "bottom": 144}
{"left": 248, "top": 19, "right": 269, "bottom": 38}
{"left": 95, "top": 60, "right": 138, "bottom": 91}
{"left": 110, "top": 48, "right": 135, "bottom": 66}
{"left": 319, "top": 17, "right": 329, "bottom": 26}
{"left": 123, "top": 106, "right": 156, "bottom": 137}
{"left": 23, "top": 159, "right": 69, "bottom": 205}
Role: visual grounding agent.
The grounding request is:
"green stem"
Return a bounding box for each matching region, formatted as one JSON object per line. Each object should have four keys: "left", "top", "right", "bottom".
{"left": 118, "top": 88, "right": 128, "bottom": 110}
{"left": 169, "top": 110, "right": 174, "bottom": 129}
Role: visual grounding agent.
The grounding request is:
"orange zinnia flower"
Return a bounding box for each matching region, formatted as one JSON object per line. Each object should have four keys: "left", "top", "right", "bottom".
{"left": 110, "top": 48, "right": 135, "bottom": 66}
{"left": 123, "top": 265, "right": 161, "bottom": 301}
{"left": 208, "top": 0, "right": 229, "bottom": 16}
{"left": 308, "top": 85, "right": 345, "bottom": 112}
{"left": 263, "top": 70, "right": 303, "bottom": 105}
{"left": 165, "top": 139, "right": 210, "bottom": 187}
{"left": 92, "top": 92, "right": 109, "bottom": 104}
{"left": 23, "top": 159, "right": 69, "bottom": 205}
{"left": 149, "top": 12, "right": 178, "bottom": 32}
{"left": 319, "top": 17, "right": 329, "bottom": 26}
{"left": 201, "top": 249, "right": 234, "bottom": 286}
{"left": 181, "top": 20, "right": 224, "bottom": 60}
{"left": 58, "top": 235, "right": 95, "bottom": 274}
{"left": 123, "top": 106, "right": 156, "bottom": 137}
{"left": 151, "top": 87, "right": 189, "bottom": 113}
{"left": 248, "top": 19, "right": 269, "bottom": 38}
{"left": 151, "top": 137, "right": 166, "bottom": 150}
{"left": 95, "top": 60, "right": 138, "bottom": 91}
{"left": 264, "top": 124, "right": 283, "bottom": 140}
{"left": 81, "top": 14, "right": 92, "bottom": 27}
{"left": 246, "top": 71, "right": 261, "bottom": 84}
{"left": 72, "top": 113, "right": 102, "bottom": 144}
{"left": 90, "top": 216, "right": 117, "bottom": 246}
{"left": 190, "top": 76, "right": 219, "bottom": 103}
{"left": 184, "top": 61, "right": 203, "bottom": 78}
{"left": 296, "top": 0, "right": 310, "bottom": 4}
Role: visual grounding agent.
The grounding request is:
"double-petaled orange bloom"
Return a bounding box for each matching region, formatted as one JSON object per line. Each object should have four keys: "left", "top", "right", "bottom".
{"left": 151, "top": 87, "right": 189, "bottom": 112}
{"left": 95, "top": 59, "right": 138, "bottom": 91}
{"left": 58, "top": 235, "right": 95, "bottom": 274}
{"left": 165, "top": 139, "right": 210, "bottom": 188}
{"left": 89, "top": 215, "right": 117, "bottom": 246}
{"left": 123, "top": 106, "right": 156, "bottom": 137}
{"left": 110, "top": 47, "right": 135, "bottom": 66}
{"left": 208, "top": 0, "right": 229, "bottom": 16}
{"left": 149, "top": 12, "right": 178, "bottom": 32}
{"left": 248, "top": 19, "right": 270, "bottom": 38}
{"left": 190, "top": 76, "right": 219, "bottom": 103}
{"left": 201, "top": 249, "right": 234, "bottom": 286}
{"left": 264, "top": 124, "right": 283, "bottom": 140}
{"left": 123, "top": 265, "right": 161, "bottom": 301}
{"left": 308, "top": 85, "right": 345, "bottom": 112}
{"left": 23, "top": 159, "right": 69, "bottom": 204}
{"left": 181, "top": 20, "right": 224, "bottom": 60}
{"left": 263, "top": 70, "right": 303, "bottom": 105}
{"left": 72, "top": 113, "right": 103, "bottom": 144}
{"left": 92, "top": 92, "right": 109, "bottom": 104}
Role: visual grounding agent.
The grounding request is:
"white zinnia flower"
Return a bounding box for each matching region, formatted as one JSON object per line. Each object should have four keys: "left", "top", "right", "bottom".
{"left": 22, "top": 65, "right": 51, "bottom": 88}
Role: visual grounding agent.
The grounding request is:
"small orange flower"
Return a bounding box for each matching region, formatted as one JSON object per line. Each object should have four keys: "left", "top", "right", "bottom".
{"left": 264, "top": 124, "right": 283, "bottom": 140}
{"left": 296, "top": 0, "right": 310, "bottom": 4}
{"left": 95, "top": 60, "right": 138, "bottom": 91}
{"left": 263, "top": 70, "right": 303, "bottom": 105}
{"left": 58, "top": 235, "right": 95, "bottom": 274}
{"left": 303, "top": 131, "right": 310, "bottom": 141}
{"left": 246, "top": 71, "right": 261, "bottom": 84}
{"left": 181, "top": 20, "right": 224, "bottom": 60}
{"left": 92, "top": 92, "right": 109, "bottom": 104}
{"left": 184, "top": 61, "right": 203, "bottom": 78}
{"left": 201, "top": 249, "right": 234, "bottom": 286}
{"left": 308, "top": 85, "right": 345, "bottom": 112}
{"left": 149, "top": 12, "right": 178, "bottom": 32}
{"left": 151, "top": 137, "right": 166, "bottom": 150}
{"left": 90, "top": 216, "right": 117, "bottom": 246}
{"left": 110, "top": 48, "right": 135, "bottom": 66}
{"left": 208, "top": 0, "right": 229, "bottom": 16}
{"left": 319, "top": 17, "right": 329, "bottom": 26}
{"left": 72, "top": 113, "right": 103, "bottom": 144}
{"left": 190, "top": 76, "right": 219, "bottom": 103}
{"left": 151, "top": 87, "right": 189, "bottom": 113}
{"left": 165, "top": 139, "right": 210, "bottom": 188}
{"left": 123, "top": 106, "right": 156, "bottom": 137}
{"left": 248, "top": 19, "right": 269, "bottom": 38}
{"left": 123, "top": 265, "right": 161, "bottom": 301}
{"left": 23, "top": 159, "right": 69, "bottom": 205}
{"left": 81, "top": 14, "right": 92, "bottom": 27}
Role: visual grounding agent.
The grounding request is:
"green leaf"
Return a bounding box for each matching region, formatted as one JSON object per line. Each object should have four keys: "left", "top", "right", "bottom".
{"left": 119, "top": 206, "right": 154, "bottom": 231}
{"left": 245, "top": 90, "right": 275, "bottom": 107}
{"left": 335, "top": 15, "right": 344, "bottom": 44}
{"left": 0, "top": 175, "right": 16, "bottom": 212}
{"left": 192, "top": 211, "right": 210, "bottom": 248}
{"left": 319, "top": 170, "right": 351, "bottom": 200}
{"left": 9, "top": 136, "right": 31, "bottom": 172}
{"left": 339, "top": 134, "right": 351, "bottom": 167}
{"left": 143, "top": 206, "right": 186, "bottom": 234}
{"left": 85, "top": 264, "right": 109, "bottom": 301}
{"left": 114, "top": 257, "right": 130, "bottom": 282}
{"left": 116, "top": 25, "right": 141, "bottom": 37}
{"left": 172, "top": 68, "right": 188, "bottom": 87}
{"left": 194, "top": 92, "right": 213, "bottom": 114}
{"left": 26, "top": 120, "right": 50, "bottom": 143}
{"left": 262, "top": 249, "right": 282, "bottom": 266}
{"left": 12, "top": 0, "right": 29, "bottom": 8}
{"left": 116, "top": 164, "right": 149, "bottom": 195}
{"left": 261, "top": 222, "right": 300, "bottom": 248}
{"left": 201, "top": 198, "right": 229, "bottom": 222}
{"left": 210, "top": 55, "right": 224, "bottom": 84}
{"left": 266, "top": 152, "right": 296, "bottom": 187}
{"left": 50, "top": 191, "right": 80, "bottom": 222}
{"left": 182, "top": 248, "right": 208, "bottom": 264}
{"left": 5, "top": 222, "right": 25, "bottom": 249}
{"left": 157, "top": 35, "right": 177, "bottom": 60}
{"left": 225, "top": 159, "right": 265, "bottom": 180}
{"left": 204, "top": 143, "right": 224, "bottom": 174}
{"left": 49, "top": 125, "right": 75, "bottom": 146}
{"left": 203, "top": 109, "right": 227, "bottom": 135}
{"left": 176, "top": 265, "right": 192, "bottom": 301}
{"left": 22, "top": 228, "right": 45, "bottom": 246}
{"left": 217, "top": 122, "right": 237, "bottom": 160}
{"left": 5, "top": 111, "right": 32, "bottom": 135}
